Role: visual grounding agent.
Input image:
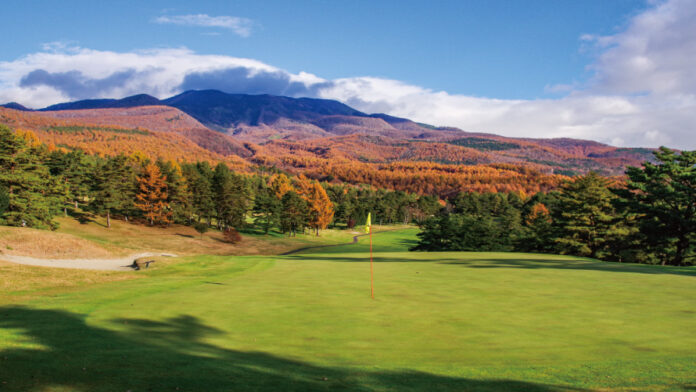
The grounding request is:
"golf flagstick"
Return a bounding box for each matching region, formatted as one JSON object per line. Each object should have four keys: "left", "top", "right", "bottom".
{"left": 366, "top": 213, "right": 374, "bottom": 299}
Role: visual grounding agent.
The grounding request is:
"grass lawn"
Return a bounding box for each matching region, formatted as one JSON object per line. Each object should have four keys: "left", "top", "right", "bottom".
{"left": 0, "top": 228, "right": 694, "bottom": 391}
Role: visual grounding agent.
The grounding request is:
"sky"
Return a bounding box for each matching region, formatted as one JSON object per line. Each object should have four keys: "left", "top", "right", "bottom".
{"left": 1, "top": 0, "right": 694, "bottom": 149}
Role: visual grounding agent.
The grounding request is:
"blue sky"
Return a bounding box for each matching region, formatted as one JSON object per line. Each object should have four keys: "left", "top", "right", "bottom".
{"left": 1, "top": 0, "right": 695, "bottom": 149}
{"left": 2, "top": 0, "right": 644, "bottom": 99}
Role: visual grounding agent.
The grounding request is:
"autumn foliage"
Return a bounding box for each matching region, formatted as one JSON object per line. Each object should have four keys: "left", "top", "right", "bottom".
{"left": 135, "top": 163, "right": 171, "bottom": 226}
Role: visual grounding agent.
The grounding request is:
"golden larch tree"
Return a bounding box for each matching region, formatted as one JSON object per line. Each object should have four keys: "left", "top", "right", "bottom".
{"left": 135, "top": 163, "right": 171, "bottom": 226}
{"left": 302, "top": 182, "right": 334, "bottom": 236}
{"left": 270, "top": 173, "right": 294, "bottom": 199}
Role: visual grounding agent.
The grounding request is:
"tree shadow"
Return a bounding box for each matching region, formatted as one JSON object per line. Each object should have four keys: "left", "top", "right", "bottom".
{"left": 0, "top": 306, "right": 585, "bottom": 392}
{"left": 286, "top": 255, "right": 437, "bottom": 263}
{"left": 285, "top": 254, "right": 696, "bottom": 277}
{"left": 67, "top": 209, "right": 95, "bottom": 225}
{"left": 438, "top": 258, "right": 696, "bottom": 277}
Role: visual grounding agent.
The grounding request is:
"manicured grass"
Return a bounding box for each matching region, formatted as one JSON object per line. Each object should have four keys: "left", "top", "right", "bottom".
{"left": 0, "top": 228, "right": 694, "bottom": 391}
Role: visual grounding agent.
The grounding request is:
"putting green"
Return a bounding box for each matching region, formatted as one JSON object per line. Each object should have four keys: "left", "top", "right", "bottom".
{"left": 1, "top": 228, "right": 694, "bottom": 391}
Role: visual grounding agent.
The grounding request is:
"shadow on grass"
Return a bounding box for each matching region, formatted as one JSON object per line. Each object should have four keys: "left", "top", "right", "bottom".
{"left": 439, "top": 258, "right": 696, "bottom": 277}
{"left": 400, "top": 238, "right": 419, "bottom": 248}
{"left": 285, "top": 254, "right": 696, "bottom": 277}
{"left": 67, "top": 209, "right": 96, "bottom": 225}
{"left": 0, "top": 306, "right": 584, "bottom": 392}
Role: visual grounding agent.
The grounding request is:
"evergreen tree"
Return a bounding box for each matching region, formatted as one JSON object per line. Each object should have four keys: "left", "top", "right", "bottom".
{"left": 212, "top": 163, "right": 250, "bottom": 229}
{"left": 188, "top": 162, "right": 215, "bottom": 225}
{"left": 280, "top": 191, "right": 308, "bottom": 236}
{"left": 252, "top": 182, "right": 280, "bottom": 234}
{"left": 90, "top": 155, "right": 136, "bottom": 228}
{"left": 157, "top": 160, "right": 193, "bottom": 224}
{"left": 616, "top": 147, "right": 696, "bottom": 265}
{"left": 411, "top": 210, "right": 460, "bottom": 251}
{"left": 554, "top": 172, "right": 620, "bottom": 259}
{"left": 518, "top": 202, "right": 556, "bottom": 253}
{"left": 0, "top": 185, "right": 9, "bottom": 216}
{"left": 46, "top": 149, "right": 94, "bottom": 210}
{"left": 0, "top": 125, "right": 57, "bottom": 228}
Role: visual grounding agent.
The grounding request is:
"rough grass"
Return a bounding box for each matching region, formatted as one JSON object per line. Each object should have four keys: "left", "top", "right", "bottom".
{"left": 0, "top": 228, "right": 694, "bottom": 391}
{"left": 0, "top": 225, "right": 116, "bottom": 258}
{"left": 0, "top": 215, "right": 358, "bottom": 259}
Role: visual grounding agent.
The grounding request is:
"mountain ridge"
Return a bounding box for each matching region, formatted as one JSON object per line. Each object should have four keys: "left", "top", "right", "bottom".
{"left": 0, "top": 90, "right": 657, "bottom": 177}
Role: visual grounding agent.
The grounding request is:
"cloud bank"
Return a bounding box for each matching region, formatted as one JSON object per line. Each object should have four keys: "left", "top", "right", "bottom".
{"left": 153, "top": 14, "right": 253, "bottom": 37}
{"left": 1, "top": 0, "right": 695, "bottom": 149}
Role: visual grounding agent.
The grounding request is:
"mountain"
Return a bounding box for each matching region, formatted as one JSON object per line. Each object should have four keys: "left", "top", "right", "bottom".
{"left": 37, "top": 90, "right": 438, "bottom": 141}
{"left": 0, "top": 90, "right": 657, "bottom": 181}
{"left": 162, "top": 90, "right": 366, "bottom": 128}
{"left": 41, "top": 94, "right": 162, "bottom": 111}
{"left": 0, "top": 102, "right": 32, "bottom": 111}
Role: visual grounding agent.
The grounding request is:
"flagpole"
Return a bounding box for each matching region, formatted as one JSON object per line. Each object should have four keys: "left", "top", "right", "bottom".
{"left": 370, "top": 225, "right": 374, "bottom": 299}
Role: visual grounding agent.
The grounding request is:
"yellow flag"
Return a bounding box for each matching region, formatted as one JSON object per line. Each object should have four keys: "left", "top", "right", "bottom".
{"left": 365, "top": 212, "right": 371, "bottom": 233}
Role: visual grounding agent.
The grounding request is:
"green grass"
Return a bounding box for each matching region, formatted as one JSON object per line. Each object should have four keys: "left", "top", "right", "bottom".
{"left": 446, "top": 137, "right": 520, "bottom": 151}
{"left": 46, "top": 125, "right": 150, "bottom": 135}
{"left": 1, "top": 228, "right": 695, "bottom": 391}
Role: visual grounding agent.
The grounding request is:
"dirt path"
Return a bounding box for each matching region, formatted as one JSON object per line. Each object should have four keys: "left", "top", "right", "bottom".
{"left": 0, "top": 252, "right": 177, "bottom": 271}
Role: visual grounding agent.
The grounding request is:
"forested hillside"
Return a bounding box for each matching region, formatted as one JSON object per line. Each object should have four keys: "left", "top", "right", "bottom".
{"left": 1, "top": 90, "right": 656, "bottom": 178}
{"left": 1, "top": 123, "right": 693, "bottom": 266}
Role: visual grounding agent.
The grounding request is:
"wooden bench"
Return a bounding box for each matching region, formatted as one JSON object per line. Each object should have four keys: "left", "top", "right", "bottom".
{"left": 129, "top": 259, "right": 155, "bottom": 270}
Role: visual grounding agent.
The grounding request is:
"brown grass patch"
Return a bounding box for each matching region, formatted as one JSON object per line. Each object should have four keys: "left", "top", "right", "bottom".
{"left": 0, "top": 226, "right": 117, "bottom": 258}
{"left": 55, "top": 216, "right": 316, "bottom": 256}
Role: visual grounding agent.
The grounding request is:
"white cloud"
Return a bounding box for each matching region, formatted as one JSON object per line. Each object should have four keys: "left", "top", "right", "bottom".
{"left": 1, "top": 0, "right": 695, "bottom": 149}
{"left": 584, "top": 0, "right": 696, "bottom": 96}
{"left": 154, "top": 14, "right": 253, "bottom": 37}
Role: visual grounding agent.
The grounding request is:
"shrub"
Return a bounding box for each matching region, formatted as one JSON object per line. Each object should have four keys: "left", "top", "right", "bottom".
{"left": 193, "top": 222, "right": 209, "bottom": 238}
{"left": 223, "top": 227, "right": 242, "bottom": 244}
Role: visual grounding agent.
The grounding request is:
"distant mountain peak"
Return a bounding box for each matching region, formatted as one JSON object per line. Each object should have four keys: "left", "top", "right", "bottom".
{"left": 0, "top": 102, "right": 32, "bottom": 111}
{"left": 40, "top": 94, "right": 161, "bottom": 111}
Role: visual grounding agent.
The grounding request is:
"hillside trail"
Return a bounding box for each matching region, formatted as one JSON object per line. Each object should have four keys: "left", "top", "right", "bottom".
{"left": 0, "top": 252, "right": 177, "bottom": 271}
{"left": 281, "top": 228, "right": 403, "bottom": 255}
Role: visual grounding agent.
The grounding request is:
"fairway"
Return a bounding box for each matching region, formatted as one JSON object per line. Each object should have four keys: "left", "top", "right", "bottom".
{"left": 1, "top": 228, "right": 695, "bottom": 391}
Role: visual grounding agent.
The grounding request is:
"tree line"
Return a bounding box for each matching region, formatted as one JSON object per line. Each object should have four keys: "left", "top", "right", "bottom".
{"left": 0, "top": 125, "right": 439, "bottom": 235}
{"left": 413, "top": 148, "right": 696, "bottom": 266}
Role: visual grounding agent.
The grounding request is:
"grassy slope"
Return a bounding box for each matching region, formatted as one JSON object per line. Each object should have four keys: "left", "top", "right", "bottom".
{"left": 0, "top": 227, "right": 694, "bottom": 391}
{"left": 0, "top": 215, "right": 360, "bottom": 259}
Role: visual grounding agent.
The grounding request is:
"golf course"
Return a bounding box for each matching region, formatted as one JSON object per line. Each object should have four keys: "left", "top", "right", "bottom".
{"left": 0, "top": 224, "right": 694, "bottom": 391}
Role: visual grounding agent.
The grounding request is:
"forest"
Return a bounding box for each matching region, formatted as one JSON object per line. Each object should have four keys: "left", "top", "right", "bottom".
{"left": 1, "top": 124, "right": 693, "bottom": 266}
{"left": 0, "top": 125, "right": 439, "bottom": 238}
{"left": 413, "top": 149, "right": 696, "bottom": 266}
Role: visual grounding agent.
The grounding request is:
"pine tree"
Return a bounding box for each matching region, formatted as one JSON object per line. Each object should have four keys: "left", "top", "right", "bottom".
{"left": 615, "top": 147, "right": 696, "bottom": 265}
{"left": 212, "top": 163, "right": 251, "bottom": 230}
{"left": 91, "top": 155, "right": 136, "bottom": 228}
{"left": 158, "top": 160, "right": 193, "bottom": 224}
{"left": 135, "top": 163, "right": 171, "bottom": 226}
{"left": 253, "top": 182, "right": 280, "bottom": 234}
{"left": 191, "top": 162, "right": 215, "bottom": 225}
{"left": 46, "top": 149, "right": 94, "bottom": 211}
{"left": 554, "top": 172, "right": 619, "bottom": 259}
{"left": 519, "top": 202, "right": 556, "bottom": 253}
{"left": 0, "top": 185, "right": 9, "bottom": 216}
{"left": 0, "top": 125, "right": 57, "bottom": 228}
{"left": 280, "top": 191, "right": 308, "bottom": 236}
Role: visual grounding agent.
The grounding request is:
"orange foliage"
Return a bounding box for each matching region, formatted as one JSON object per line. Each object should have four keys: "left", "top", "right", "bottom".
{"left": 134, "top": 163, "right": 171, "bottom": 226}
